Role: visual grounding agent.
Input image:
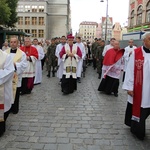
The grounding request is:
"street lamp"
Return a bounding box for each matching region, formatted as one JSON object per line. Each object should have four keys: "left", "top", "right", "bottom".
{"left": 100, "top": 0, "right": 108, "bottom": 41}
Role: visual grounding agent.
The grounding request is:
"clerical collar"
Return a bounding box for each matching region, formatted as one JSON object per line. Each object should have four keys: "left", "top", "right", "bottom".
{"left": 143, "top": 46, "right": 150, "bottom": 53}
{"left": 10, "top": 49, "right": 17, "bottom": 53}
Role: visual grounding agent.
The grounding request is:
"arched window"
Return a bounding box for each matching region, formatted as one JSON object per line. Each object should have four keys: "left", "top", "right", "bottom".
{"left": 146, "top": 1, "right": 150, "bottom": 22}
{"left": 130, "top": 10, "right": 134, "bottom": 27}
{"left": 137, "top": 5, "right": 143, "bottom": 25}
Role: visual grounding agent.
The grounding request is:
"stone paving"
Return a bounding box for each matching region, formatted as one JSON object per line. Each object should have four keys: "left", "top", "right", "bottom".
{"left": 0, "top": 66, "right": 150, "bottom": 150}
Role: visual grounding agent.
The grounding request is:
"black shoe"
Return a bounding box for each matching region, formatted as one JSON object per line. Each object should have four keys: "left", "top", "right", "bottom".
{"left": 20, "top": 91, "right": 31, "bottom": 95}
{"left": 83, "top": 72, "right": 85, "bottom": 77}
{"left": 63, "top": 91, "right": 69, "bottom": 95}
{"left": 114, "top": 93, "right": 118, "bottom": 97}
{"left": 20, "top": 92, "right": 25, "bottom": 95}
{"left": 130, "top": 127, "right": 144, "bottom": 140}
{"left": 77, "top": 78, "right": 81, "bottom": 83}
{"left": 11, "top": 111, "right": 18, "bottom": 114}
{"left": 47, "top": 74, "right": 50, "bottom": 78}
{"left": 26, "top": 91, "right": 31, "bottom": 94}
{"left": 34, "top": 83, "right": 41, "bottom": 85}
{"left": 47, "top": 71, "right": 50, "bottom": 78}
{"left": 98, "top": 73, "right": 101, "bottom": 79}
{"left": 0, "top": 132, "right": 4, "bottom": 137}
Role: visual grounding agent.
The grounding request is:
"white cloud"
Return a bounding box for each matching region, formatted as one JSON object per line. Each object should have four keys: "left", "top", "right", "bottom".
{"left": 70, "top": 0, "right": 129, "bottom": 34}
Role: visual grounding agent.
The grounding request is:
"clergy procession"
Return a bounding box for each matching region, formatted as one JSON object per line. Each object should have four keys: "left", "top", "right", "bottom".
{"left": 0, "top": 32, "right": 150, "bottom": 145}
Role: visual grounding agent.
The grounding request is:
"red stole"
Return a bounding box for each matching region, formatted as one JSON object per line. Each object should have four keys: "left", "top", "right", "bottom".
{"left": 132, "top": 47, "right": 144, "bottom": 122}
{"left": 103, "top": 48, "right": 124, "bottom": 66}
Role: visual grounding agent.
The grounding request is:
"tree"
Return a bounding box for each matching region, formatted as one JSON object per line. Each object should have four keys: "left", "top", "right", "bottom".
{"left": 0, "top": 0, "right": 11, "bottom": 25}
{"left": 5, "top": 0, "right": 19, "bottom": 27}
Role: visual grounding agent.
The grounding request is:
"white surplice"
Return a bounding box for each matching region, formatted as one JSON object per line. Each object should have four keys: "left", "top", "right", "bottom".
{"left": 102, "top": 58, "right": 124, "bottom": 79}
{"left": 122, "top": 47, "right": 150, "bottom": 108}
{"left": 6, "top": 49, "right": 28, "bottom": 87}
{"left": 32, "top": 45, "right": 44, "bottom": 84}
{"left": 123, "top": 45, "right": 137, "bottom": 72}
{"left": 0, "top": 51, "right": 14, "bottom": 112}
{"left": 55, "top": 43, "right": 66, "bottom": 79}
{"left": 76, "top": 42, "right": 86, "bottom": 78}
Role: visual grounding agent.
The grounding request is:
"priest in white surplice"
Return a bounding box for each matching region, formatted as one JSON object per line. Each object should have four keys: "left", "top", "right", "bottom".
{"left": 59, "top": 34, "right": 82, "bottom": 94}
{"left": 20, "top": 37, "right": 38, "bottom": 95}
{"left": 122, "top": 39, "right": 137, "bottom": 82}
{"left": 0, "top": 50, "right": 14, "bottom": 136}
{"left": 122, "top": 32, "right": 150, "bottom": 140}
{"left": 32, "top": 39, "right": 44, "bottom": 84}
{"left": 55, "top": 36, "right": 66, "bottom": 83}
{"left": 6, "top": 36, "right": 27, "bottom": 114}
{"left": 76, "top": 36, "right": 86, "bottom": 83}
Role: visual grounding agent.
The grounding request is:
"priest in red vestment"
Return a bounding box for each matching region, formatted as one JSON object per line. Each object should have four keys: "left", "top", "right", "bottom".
{"left": 98, "top": 40, "right": 124, "bottom": 97}
{"left": 59, "top": 34, "right": 82, "bottom": 94}
{"left": 20, "top": 37, "right": 38, "bottom": 95}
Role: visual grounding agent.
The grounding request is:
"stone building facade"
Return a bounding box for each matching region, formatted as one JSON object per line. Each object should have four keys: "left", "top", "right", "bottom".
{"left": 79, "top": 21, "right": 98, "bottom": 41}
{"left": 128, "top": 0, "right": 150, "bottom": 32}
{"left": 101, "top": 17, "right": 113, "bottom": 41}
{"left": 16, "top": 0, "right": 71, "bottom": 40}
{"left": 112, "top": 22, "right": 122, "bottom": 40}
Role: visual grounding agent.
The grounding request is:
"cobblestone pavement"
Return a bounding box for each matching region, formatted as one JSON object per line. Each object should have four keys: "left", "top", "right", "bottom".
{"left": 0, "top": 66, "right": 150, "bottom": 150}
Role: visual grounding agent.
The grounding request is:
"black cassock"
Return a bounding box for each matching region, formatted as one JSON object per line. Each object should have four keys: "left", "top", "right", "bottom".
{"left": 61, "top": 75, "right": 77, "bottom": 94}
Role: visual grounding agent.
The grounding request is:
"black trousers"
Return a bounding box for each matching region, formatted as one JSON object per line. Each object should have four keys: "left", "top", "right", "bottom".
{"left": 125, "top": 102, "right": 150, "bottom": 140}
{"left": 122, "top": 71, "right": 126, "bottom": 82}
{"left": 92, "top": 57, "right": 96, "bottom": 69}
{"left": 0, "top": 109, "right": 11, "bottom": 136}
{"left": 11, "top": 87, "right": 21, "bottom": 114}
{"left": 41, "top": 55, "right": 46, "bottom": 70}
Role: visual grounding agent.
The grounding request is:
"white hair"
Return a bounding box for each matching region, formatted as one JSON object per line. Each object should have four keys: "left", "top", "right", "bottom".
{"left": 142, "top": 32, "right": 150, "bottom": 40}
{"left": 24, "top": 37, "right": 31, "bottom": 41}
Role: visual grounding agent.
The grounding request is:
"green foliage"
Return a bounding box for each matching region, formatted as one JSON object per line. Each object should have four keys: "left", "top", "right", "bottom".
{"left": 0, "top": 0, "right": 11, "bottom": 25}
{"left": 0, "top": 0, "right": 18, "bottom": 28}
{"left": 5, "top": 0, "right": 19, "bottom": 27}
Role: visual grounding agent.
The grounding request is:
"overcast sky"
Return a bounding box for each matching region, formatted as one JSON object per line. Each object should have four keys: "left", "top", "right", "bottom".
{"left": 70, "top": 0, "right": 129, "bottom": 34}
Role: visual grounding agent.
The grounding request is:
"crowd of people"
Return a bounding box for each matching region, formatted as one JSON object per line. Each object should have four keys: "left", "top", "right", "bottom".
{"left": 0, "top": 32, "right": 150, "bottom": 141}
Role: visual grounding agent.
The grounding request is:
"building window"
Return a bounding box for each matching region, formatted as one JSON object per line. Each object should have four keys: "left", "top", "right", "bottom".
{"left": 25, "top": 29, "right": 30, "bottom": 33}
{"left": 32, "top": 30, "right": 37, "bottom": 37}
{"left": 32, "top": 6, "right": 37, "bottom": 12}
{"left": 130, "top": 10, "right": 134, "bottom": 27}
{"left": 39, "top": 6, "right": 44, "bottom": 12}
{"left": 18, "top": 5, "right": 24, "bottom": 12}
{"left": 18, "top": 29, "right": 23, "bottom": 32}
{"left": 137, "top": 5, "right": 143, "bottom": 25}
{"left": 18, "top": 17, "right": 23, "bottom": 25}
{"left": 146, "top": 11, "right": 150, "bottom": 22}
{"left": 25, "top": 5, "right": 30, "bottom": 12}
{"left": 25, "top": 17, "right": 30, "bottom": 25}
{"left": 32, "top": 17, "right": 37, "bottom": 25}
{"left": 38, "top": 30, "right": 44, "bottom": 38}
{"left": 146, "top": 1, "right": 150, "bottom": 22}
{"left": 39, "top": 17, "right": 44, "bottom": 25}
